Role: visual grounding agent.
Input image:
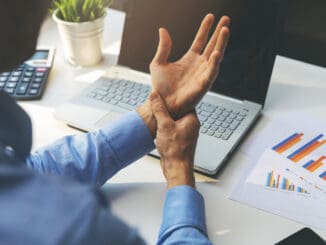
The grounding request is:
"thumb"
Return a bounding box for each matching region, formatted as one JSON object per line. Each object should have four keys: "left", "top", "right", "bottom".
{"left": 152, "top": 28, "right": 172, "bottom": 65}
{"left": 149, "top": 92, "right": 174, "bottom": 129}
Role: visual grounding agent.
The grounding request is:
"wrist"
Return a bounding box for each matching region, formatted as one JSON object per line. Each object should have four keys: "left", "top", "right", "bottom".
{"left": 136, "top": 100, "right": 157, "bottom": 139}
{"left": 164, "top": 160, "right": 196, "bottom": 189}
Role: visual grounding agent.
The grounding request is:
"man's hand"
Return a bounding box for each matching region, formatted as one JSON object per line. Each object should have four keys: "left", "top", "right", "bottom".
{"left": 150, "top": 14, "right": 230, "bottom": 119}
{"left": 150, "top": 92, "right": 200, "bottom": 189}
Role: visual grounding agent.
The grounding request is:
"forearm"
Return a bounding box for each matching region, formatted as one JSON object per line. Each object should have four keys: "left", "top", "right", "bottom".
{"left": 25, "top": 111, "right": 155, "bottom": 186}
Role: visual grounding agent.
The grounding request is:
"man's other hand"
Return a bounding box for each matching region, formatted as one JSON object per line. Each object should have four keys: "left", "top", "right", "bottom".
{"left": 150, "top": 14, "right": 230, "bottom": 119}
{"left": 150, "top": 92, "right": 200, "bottom": 189}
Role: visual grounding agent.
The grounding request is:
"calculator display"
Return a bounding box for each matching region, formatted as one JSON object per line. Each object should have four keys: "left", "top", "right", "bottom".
{"left": 31, "top": 50, "right": 49, "bottom": 60}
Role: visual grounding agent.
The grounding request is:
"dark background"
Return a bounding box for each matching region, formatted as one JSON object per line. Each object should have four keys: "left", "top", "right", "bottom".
{"left": 280, "top": 0, "right": 326, "bottom": 68}
{"left": 112, "top": 0, "right": 326, "bottom": 68}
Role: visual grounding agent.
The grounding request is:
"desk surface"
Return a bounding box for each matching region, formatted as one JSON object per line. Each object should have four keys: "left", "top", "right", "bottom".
{"left": 20, "top": 10, "right": 326, "bottom": 244}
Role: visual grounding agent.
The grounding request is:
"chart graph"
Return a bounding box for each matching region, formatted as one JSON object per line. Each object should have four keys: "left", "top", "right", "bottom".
{"left": 265, "top": 171, "right": 308, "bottom": 193}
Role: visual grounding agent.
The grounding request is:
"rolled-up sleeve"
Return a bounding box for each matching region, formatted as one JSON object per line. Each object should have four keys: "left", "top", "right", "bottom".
{"left": 158, "top": 186, "right": 212, "bottom": 245}
{"left": 25, "top": 111, "right": 155, "bottom": 186}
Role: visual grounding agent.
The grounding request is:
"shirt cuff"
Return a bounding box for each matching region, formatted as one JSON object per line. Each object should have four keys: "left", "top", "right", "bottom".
{"left": 100, "top": 111, "right": 155, "bottom": 169}
{"left": 159, "top": 185, "right": 207, "bottom": 238}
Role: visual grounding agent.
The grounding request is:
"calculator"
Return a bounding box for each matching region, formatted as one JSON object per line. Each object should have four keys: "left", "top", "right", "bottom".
{"left": 0, "top": 47, "right": 55, "bottom": 100}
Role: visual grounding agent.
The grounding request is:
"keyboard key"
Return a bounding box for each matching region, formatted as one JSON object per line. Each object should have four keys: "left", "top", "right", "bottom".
{"left": 239, "top": 111, "right": 247, "bottom": 116}
{"left": 229, "top": 113, "right": 237, "bottom": 119}
{"left": 1, "top": 72, "right": 10, "bottom": 76}
{"left": 198, "top": 115, "right": 207, "bottom": 122}
{"left": 221, "top": 122, "right": 230, "bottom": 128}
{"left": 203, "top": 124, "right": 211, "bottom": 129}
{"left": 226, "top": 118, "right": 233, "bottom": 124}
{"left": 225, "top": 108, "right": 232, "bottom": 113}
{"left": 207, "top": 118, "right": 215, "bottom": 124}
{"left": 200, "top": 128, "right": 208, "bottom": 134}
{"left": 35, "top": 72, "right": 45, "bottom": 77}
{"left": 222, "top": 112, "right": 230, "bottom": 117}
{"left": 218, "top": 128, "right": 226, "bottom": 133}
{"left": 217, "top": 116, "right": 226, "bottom": 122}
{"left": 229, "top": 121, "right": 240, "bottom": 130}
{"left": 210, "top": 125, "right": 219, "bottom": 131}
{"left": 95, "top": 95, "right": 104, "bottom": 100}
{"left": 201, "top": 105, "right": 215, "bottom": 113}
{"left": 207, "top": 130, "right": 215, "bottom": 136}
{"left": 200, "top": 111, "right": 211, "bottom": 117}
{"left": 0, "top": 82, "right": 5, "bottom": 88}
{"left": 236, "top": 115, "right": 244, "bottom": 121}
{"left": 214, "top": 132, "right": 222, "bottom": 138}
{"left": 214, "top": 121, "right": 222, "bottom": 126}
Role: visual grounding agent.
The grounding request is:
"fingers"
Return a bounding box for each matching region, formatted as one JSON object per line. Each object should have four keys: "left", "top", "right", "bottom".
{"left": 203, "top": 16, "right": 230, "bottom": 58}
{"left": 213, "top": 25, "right": 230, "bottom": 61}
{"left": 152, "top": 28, "right": 172, "bottom": 65}
{"left": 190, "top": 14, "right": 215, "bottom": 54}
{"left": 206, "top": 27, "right": 230, "bottom": 80}
{"left": 149, "top": 92, "right": 174, "bottom": 129}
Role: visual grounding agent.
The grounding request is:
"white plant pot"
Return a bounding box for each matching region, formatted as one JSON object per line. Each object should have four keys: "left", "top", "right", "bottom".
{"left": 53, "top": 9, "right": 105, "bottom": 67}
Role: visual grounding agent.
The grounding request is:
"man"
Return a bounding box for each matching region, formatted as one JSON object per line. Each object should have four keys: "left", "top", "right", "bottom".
{"left": 0, "top": 0, "right": 230, "bottom": 244}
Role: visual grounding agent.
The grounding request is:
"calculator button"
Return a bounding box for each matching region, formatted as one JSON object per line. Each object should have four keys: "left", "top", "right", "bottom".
{"left": 36, "top": 68, "right": 48, "bottom": 72}
{"left": 31, "top": 83, "right": 41, "bottom": 89}
{"left": 9, "top": 77, "right": 19, "bottom": 82}
{"left": 12, "top": 71, "right": 22, "bottom": 77}
{"left": 26, "top": 67, "right": 35, "bottom": 72}
{"left": 33, "top": 78, "right": 43, "bottom": 83}
{"left": 24, "top": 72, "right": 33, "bottom": 77}
{"left": 0, "top": 82, "right": 5, "bottom": 88}
{"left": 22, "top": 77, "right": 31, "bottom": 83}
{"left": 6, "top": 82, "right": 17, "bottom": 88}
{"left": 0, "top": 77, "right": 7, "bottom": 82}
{"left": 16, "top": 84, "right": 29, "bottom": 95}
{"left": 4, "top": 88, "right": 14, "bottom": 94}
{"left": 29, "top": 89, "right": 38, "bottom": 95}
{"left": 35, "top": 72, "right": 45, "bottom": 77}
{"left": 1, "top": 72, "right": 10, "bottom": 76}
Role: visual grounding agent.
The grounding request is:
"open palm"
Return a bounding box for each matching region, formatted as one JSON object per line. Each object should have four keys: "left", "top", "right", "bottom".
{"left": 150, "top": 14, "right": 230, "bottom": 119}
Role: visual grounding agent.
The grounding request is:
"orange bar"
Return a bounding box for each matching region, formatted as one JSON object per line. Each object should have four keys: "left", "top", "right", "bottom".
{"left": 307, "top": 156, "right": 326, "bottom": 172}
{"left": 292, "top": 140, "right": 326, "bottom": 162}
{"left": 285, "top": 179, "right": 289, "bottom": 190}
{"left": 276, "top": 134, "right": 303, "bottom": 153}
{"left": 269, "top": 171, "right": 274, "bottom": 187}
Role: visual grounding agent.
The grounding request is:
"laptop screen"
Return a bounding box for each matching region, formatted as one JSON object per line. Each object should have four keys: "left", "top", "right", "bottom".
{"left": 114, "top": 0, "right": 286, "bottom": 105}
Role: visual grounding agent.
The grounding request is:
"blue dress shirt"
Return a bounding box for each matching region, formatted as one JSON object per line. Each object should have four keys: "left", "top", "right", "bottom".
{"left": 0, "top": 98, "right": 211, "bottom": 245}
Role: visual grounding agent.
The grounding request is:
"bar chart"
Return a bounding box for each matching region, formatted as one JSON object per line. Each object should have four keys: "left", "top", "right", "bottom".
{"left": 265, "top": 171, "right": 308, "bottom": 193}
{"left": 272, "top": 133, "right": 326, "bottom": 175}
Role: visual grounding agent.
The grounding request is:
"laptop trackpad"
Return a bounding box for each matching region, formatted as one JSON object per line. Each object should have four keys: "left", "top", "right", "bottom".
{"left": 95, "top": 111, "right": 124, "bottom": 129}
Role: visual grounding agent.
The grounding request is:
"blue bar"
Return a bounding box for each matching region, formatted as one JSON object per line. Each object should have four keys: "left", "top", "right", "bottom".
{"left": 282, "top": 178, "right": 286, "bottom": 189}
{"left": 303, "top": 160, "right": 315, "bottom": 169}
{"left": 272, "top": 133, "right": 298, "bottom": 150}
{"left": 320, "top": 171, "right": 326, "bottom": 178}
{"left": 287, "top": 134, "right": 324, "bottom": 159}
{"left": 266, "top": 172, "right": 272, "bottom": 187}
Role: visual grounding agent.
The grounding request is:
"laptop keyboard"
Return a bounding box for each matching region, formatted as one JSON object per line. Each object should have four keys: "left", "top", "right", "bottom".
{"left": 196, "top": 102, "right": 247, "bottom": 140}
{"left": 86, "top": 78, "right": 151, "bottom": 110}
{"left": 86, "top": 77, "right": 246, "bottom": 140}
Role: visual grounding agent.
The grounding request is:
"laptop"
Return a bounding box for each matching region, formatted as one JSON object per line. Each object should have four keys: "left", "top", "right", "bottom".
{"left": 54, "top": 0, "right": 287, "bottom": 175}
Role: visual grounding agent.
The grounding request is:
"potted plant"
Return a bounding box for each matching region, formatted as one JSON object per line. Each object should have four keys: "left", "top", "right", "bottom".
{"left": 51, "top": 0, "right": 113, "bottom": 66}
